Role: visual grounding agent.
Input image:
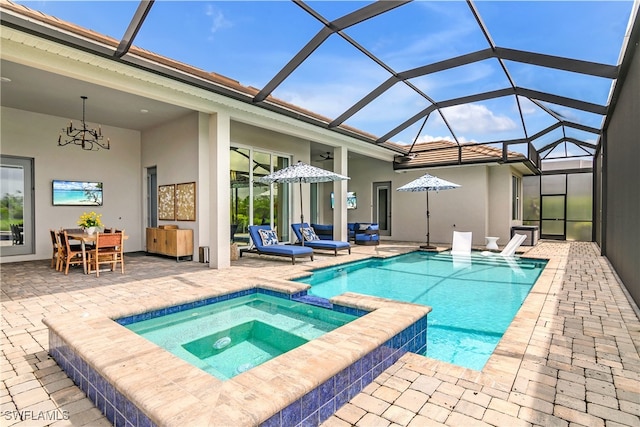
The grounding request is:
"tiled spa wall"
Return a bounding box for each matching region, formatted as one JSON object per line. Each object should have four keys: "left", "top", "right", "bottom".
{"left": 48, "top": 288, "right": 428, "bottom": 427}
{"left": 261, "top": 315, "right": 427, "bottom": 426}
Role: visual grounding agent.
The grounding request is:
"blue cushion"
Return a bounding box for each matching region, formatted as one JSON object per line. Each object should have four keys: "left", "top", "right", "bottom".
{"left": 302, "top": 240, "right": 350, "bottom": 249}
{"left": 249, "top": 226, "right": 313, "bottom": 255}
{"left": 310, "top": 223, "right": 333, "bottom": 240}
{"left": 256, "top": 244, "right": 312, "bottom": 256}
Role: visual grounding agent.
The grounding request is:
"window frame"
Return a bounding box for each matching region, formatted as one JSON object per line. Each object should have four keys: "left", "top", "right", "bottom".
{"left": 0, "top": 155, "right": 35, "bottom": 256}
{"left": 512, "top": 175, "right": 522, "bottom": 221}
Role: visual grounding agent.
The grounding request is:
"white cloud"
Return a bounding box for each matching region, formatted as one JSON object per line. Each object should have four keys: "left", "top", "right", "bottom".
{"left": 205, "top": 4, "right": 232, "bottom": 36}
{"left": 517, "top": 97, "right": 538, "bottom": 115}
{"left": 441, "top": 104, "right": 517, "bottom": 134}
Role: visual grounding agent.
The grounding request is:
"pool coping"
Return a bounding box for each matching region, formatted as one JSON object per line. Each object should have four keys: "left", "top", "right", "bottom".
{"left": 43, "top": 280, "right": 431, "bottom": 426}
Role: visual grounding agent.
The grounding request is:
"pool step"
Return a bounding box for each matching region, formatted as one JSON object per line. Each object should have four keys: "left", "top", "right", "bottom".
{"left": 292, "top": 294, "right": 333, "bottom": 309}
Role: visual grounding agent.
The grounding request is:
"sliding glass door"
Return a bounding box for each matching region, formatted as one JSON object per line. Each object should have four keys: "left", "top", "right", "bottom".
{"left": 0, "top": 155, "right": 34, "bottom": 256}
{"left": 230, "top": 147, "right": 290, "bottom": 243}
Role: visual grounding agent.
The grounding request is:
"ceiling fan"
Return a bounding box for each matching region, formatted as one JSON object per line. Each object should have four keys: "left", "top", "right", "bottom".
{"left": 318, "top": 151, "right": 334, "bottom": 161}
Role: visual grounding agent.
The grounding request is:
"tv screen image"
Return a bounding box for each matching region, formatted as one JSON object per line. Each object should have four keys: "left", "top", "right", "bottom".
{"left": 52, "top": 180, "right": 103, "bottom": 206}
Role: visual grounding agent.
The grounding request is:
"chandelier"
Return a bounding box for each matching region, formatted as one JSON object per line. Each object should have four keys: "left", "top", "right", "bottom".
{"left": 58, "top": 96, "right": 110, "bottom": 151}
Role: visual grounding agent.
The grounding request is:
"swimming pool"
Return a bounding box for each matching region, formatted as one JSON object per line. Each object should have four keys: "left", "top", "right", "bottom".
{"left": 122, "top": 294, "right": 357, "bottom": 380}
{"left": 295, "top": 251, "right": 547, "bottom": 370}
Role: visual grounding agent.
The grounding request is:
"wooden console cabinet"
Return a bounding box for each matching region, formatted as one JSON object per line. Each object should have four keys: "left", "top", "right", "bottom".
{"left": 146, "top": 227, "right": 193, "bottom": 261}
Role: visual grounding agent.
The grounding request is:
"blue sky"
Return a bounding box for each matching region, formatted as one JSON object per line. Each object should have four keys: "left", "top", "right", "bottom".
{"left": 17, "top": 1, "right": 635, "bottom": 155}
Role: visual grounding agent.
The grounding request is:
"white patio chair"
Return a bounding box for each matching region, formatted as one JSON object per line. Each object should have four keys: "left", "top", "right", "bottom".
{"left": 500, "top": 233, "right": 527, "bottom": 257}
{"left": 451, "top": 231, "right": 472, "bottom": 255}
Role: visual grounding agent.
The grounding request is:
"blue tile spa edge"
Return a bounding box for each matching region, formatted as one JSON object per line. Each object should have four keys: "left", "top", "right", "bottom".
{"left": 262, "top": 317, "right": 427, "bottom": 426}
{"left": 48, "top": 289, "right": 428, "bottom": 427}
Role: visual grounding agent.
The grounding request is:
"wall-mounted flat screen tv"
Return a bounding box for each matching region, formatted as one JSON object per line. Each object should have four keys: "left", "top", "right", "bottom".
{"left": 52, "top": 180, "right": 103, "bottom": 206}
{"left": 331, "top": 191, "right": 356, "bottom": 209}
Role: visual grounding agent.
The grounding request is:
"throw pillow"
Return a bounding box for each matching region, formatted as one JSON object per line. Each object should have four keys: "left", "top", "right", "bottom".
{"left": 258, "top": 229, "right": 279, "bottom": 246}
{"left": 301, "top": 227, "right": 320, "bottom": 241}
{"left": 358, "top": 223, "right": 370, "bottom": 231}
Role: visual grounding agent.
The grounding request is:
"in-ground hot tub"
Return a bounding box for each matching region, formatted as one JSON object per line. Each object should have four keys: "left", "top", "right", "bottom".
{"left": 119, "top": 294, "right": 358, "bottom": 380}
{"left": 45, "top": 286, "right": 430, "bottom": 426}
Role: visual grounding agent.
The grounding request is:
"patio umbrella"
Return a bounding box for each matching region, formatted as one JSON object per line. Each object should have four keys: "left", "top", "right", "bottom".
{"left": 257, "top": 161, "right": 349, "bottom": 245}
{"left": 397, "top": 173, "right": 460, "bottom": 249}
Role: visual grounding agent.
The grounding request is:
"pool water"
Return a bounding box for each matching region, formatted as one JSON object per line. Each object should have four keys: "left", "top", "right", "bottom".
{"left": 182, "top": 320, "right": 309, "bottom": 378}
{"left": 295, "top": 251, "right": 547, "bottom": 370}
{"left": 124, "top": 294, "right": 357, "bottom": 380}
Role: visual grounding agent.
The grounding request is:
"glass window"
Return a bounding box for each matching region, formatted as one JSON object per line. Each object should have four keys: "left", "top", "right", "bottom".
{"left": 567, "top": 173, "right": 592, "bottom": 221}
{"left": 541, "top": 174, "right": 566, "bottom": 195}
{"left": 523, "top": 176, "right": 540, "bottom": 221}
{"left": 252, "top": 151, "right": 271, "bottom": 227}
{"left": 230, "top": 147, "right": 290, "bottom": 244}
{"left": 0, "top": 156, "right": 34, "bottom": 256}
{"left": 230, "top": 147, "right": 251, "bottom": 243}
{"left": 567, "top": 222, "right": 592, "bottom": 241}
{"left": 542, "top": 195, "right": 565, "bottom": 219}
{"left": 512, "top": 175, "right": 521, "bottom": 220}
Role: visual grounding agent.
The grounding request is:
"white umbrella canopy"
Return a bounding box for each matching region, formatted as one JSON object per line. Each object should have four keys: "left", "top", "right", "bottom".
{"left": 257, "top": 161, "right": 350, "bottom": 244}
{"left": 397, "top": 173, "right": 461, "bottom": 249}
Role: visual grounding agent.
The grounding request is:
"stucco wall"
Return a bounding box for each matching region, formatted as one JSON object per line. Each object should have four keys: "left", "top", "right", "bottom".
{"left": 344, "top": 158, "right": 519, "bottom": 247}
{"left": 603, "top": 39, "right": 640, "bottom": 306}
{"left": 488, "top": 166, "right": 522, "bottom": 242}
{"left": 0, "top": 106, "right": 143, "bottom": 262}
{"left": 141, "top": 112, "right": 200, "bottom": 250}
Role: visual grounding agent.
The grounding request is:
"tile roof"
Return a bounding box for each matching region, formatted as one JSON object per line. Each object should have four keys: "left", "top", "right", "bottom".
{"left": 389, "top": 140, "right": 527, "bottom": 169}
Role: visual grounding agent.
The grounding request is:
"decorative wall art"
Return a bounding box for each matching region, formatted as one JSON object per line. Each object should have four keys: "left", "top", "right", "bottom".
{"left": 158, "top": 184, "right": 175, "bottom": 220}
{"left": 52, "top": 180, "right": 103, "bottom": 206}
{"left": 175, "top": 182, "right": 196, "bottom": 221}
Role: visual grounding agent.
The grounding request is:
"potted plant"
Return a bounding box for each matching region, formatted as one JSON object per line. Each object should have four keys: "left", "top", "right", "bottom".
{"left": 77, "top": 211, "right": 103, "bottom": 235}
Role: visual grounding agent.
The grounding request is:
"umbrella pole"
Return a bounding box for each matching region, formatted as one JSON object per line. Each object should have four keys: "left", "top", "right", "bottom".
{"left": 299, "top": 180, "right": 305, "bottom": 246}
{"left": 420, "top": 191, "right": 436, "bottom": 250}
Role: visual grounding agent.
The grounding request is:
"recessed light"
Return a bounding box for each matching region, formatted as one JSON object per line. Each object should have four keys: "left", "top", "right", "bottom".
{"left": 140, "top": 109, "right": 149, "bottom": 114}
{"left": 1, "top": 77, "right": 12, "bottom": 83}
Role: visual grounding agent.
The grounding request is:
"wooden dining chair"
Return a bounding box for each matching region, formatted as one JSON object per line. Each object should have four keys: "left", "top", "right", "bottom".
{"left": 60, "top": 230, "right": 85, "bottom": 275}
{"left": 88, "top": 232, "right": 124, "bottom": 277}
{"left": 49, "top": 229, "right": 60, "bottom": 269}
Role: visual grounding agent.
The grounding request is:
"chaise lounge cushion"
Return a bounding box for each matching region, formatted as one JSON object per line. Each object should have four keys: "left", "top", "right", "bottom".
{"left": 291, "top": 223, "right": 351, "bottom": 256}
{"left": 245, "top": 225, "right": 314, "bottom": 264}
{"left": 310, "top": 223, "right": 333, "bottom": 240}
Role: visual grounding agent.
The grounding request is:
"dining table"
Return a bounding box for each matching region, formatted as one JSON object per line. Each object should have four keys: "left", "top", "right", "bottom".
{"left": 66, "top": 231, "right": 127, "bottom": 274}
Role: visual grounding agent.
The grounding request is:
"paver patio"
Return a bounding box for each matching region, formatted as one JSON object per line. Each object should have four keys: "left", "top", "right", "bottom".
{"left": 1, "top": 241, "right": 638, "bottom": 426}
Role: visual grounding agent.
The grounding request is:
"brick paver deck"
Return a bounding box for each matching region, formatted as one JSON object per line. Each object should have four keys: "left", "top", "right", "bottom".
{"left": 1, "top": 241, "right": 638, "bottom": 426}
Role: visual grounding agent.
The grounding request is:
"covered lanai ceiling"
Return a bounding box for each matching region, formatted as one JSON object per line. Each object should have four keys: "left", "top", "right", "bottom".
{"left": 4, "top": 0, "right": 639, "bottom": 171}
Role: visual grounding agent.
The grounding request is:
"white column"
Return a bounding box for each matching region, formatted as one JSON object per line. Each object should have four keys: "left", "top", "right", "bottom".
{"left": 333, "top": 146, "right": 349, "bottom": 241}
{"left": 208, "top": 112, "right": 231, "bottom": 268}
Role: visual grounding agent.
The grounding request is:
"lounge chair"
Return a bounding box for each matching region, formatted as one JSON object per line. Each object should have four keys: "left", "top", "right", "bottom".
{"left": 450, "top": 231, "right": 472, "bottom": 255}
{"left": 291, "top": 223, "right": 351, "bottom": 256}
{"left": 450, "top": 231, "right": 472, "bottom": 268}
{"left": 499, "top": 233, "right": 527, "bottom": 257}
{"left": 243, "top": 225, "right": 314, "bottom": 265}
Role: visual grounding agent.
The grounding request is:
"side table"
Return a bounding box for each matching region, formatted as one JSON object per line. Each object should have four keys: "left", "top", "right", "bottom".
{"left": 485, "top": 236, "right": 499, "bottom": 250}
